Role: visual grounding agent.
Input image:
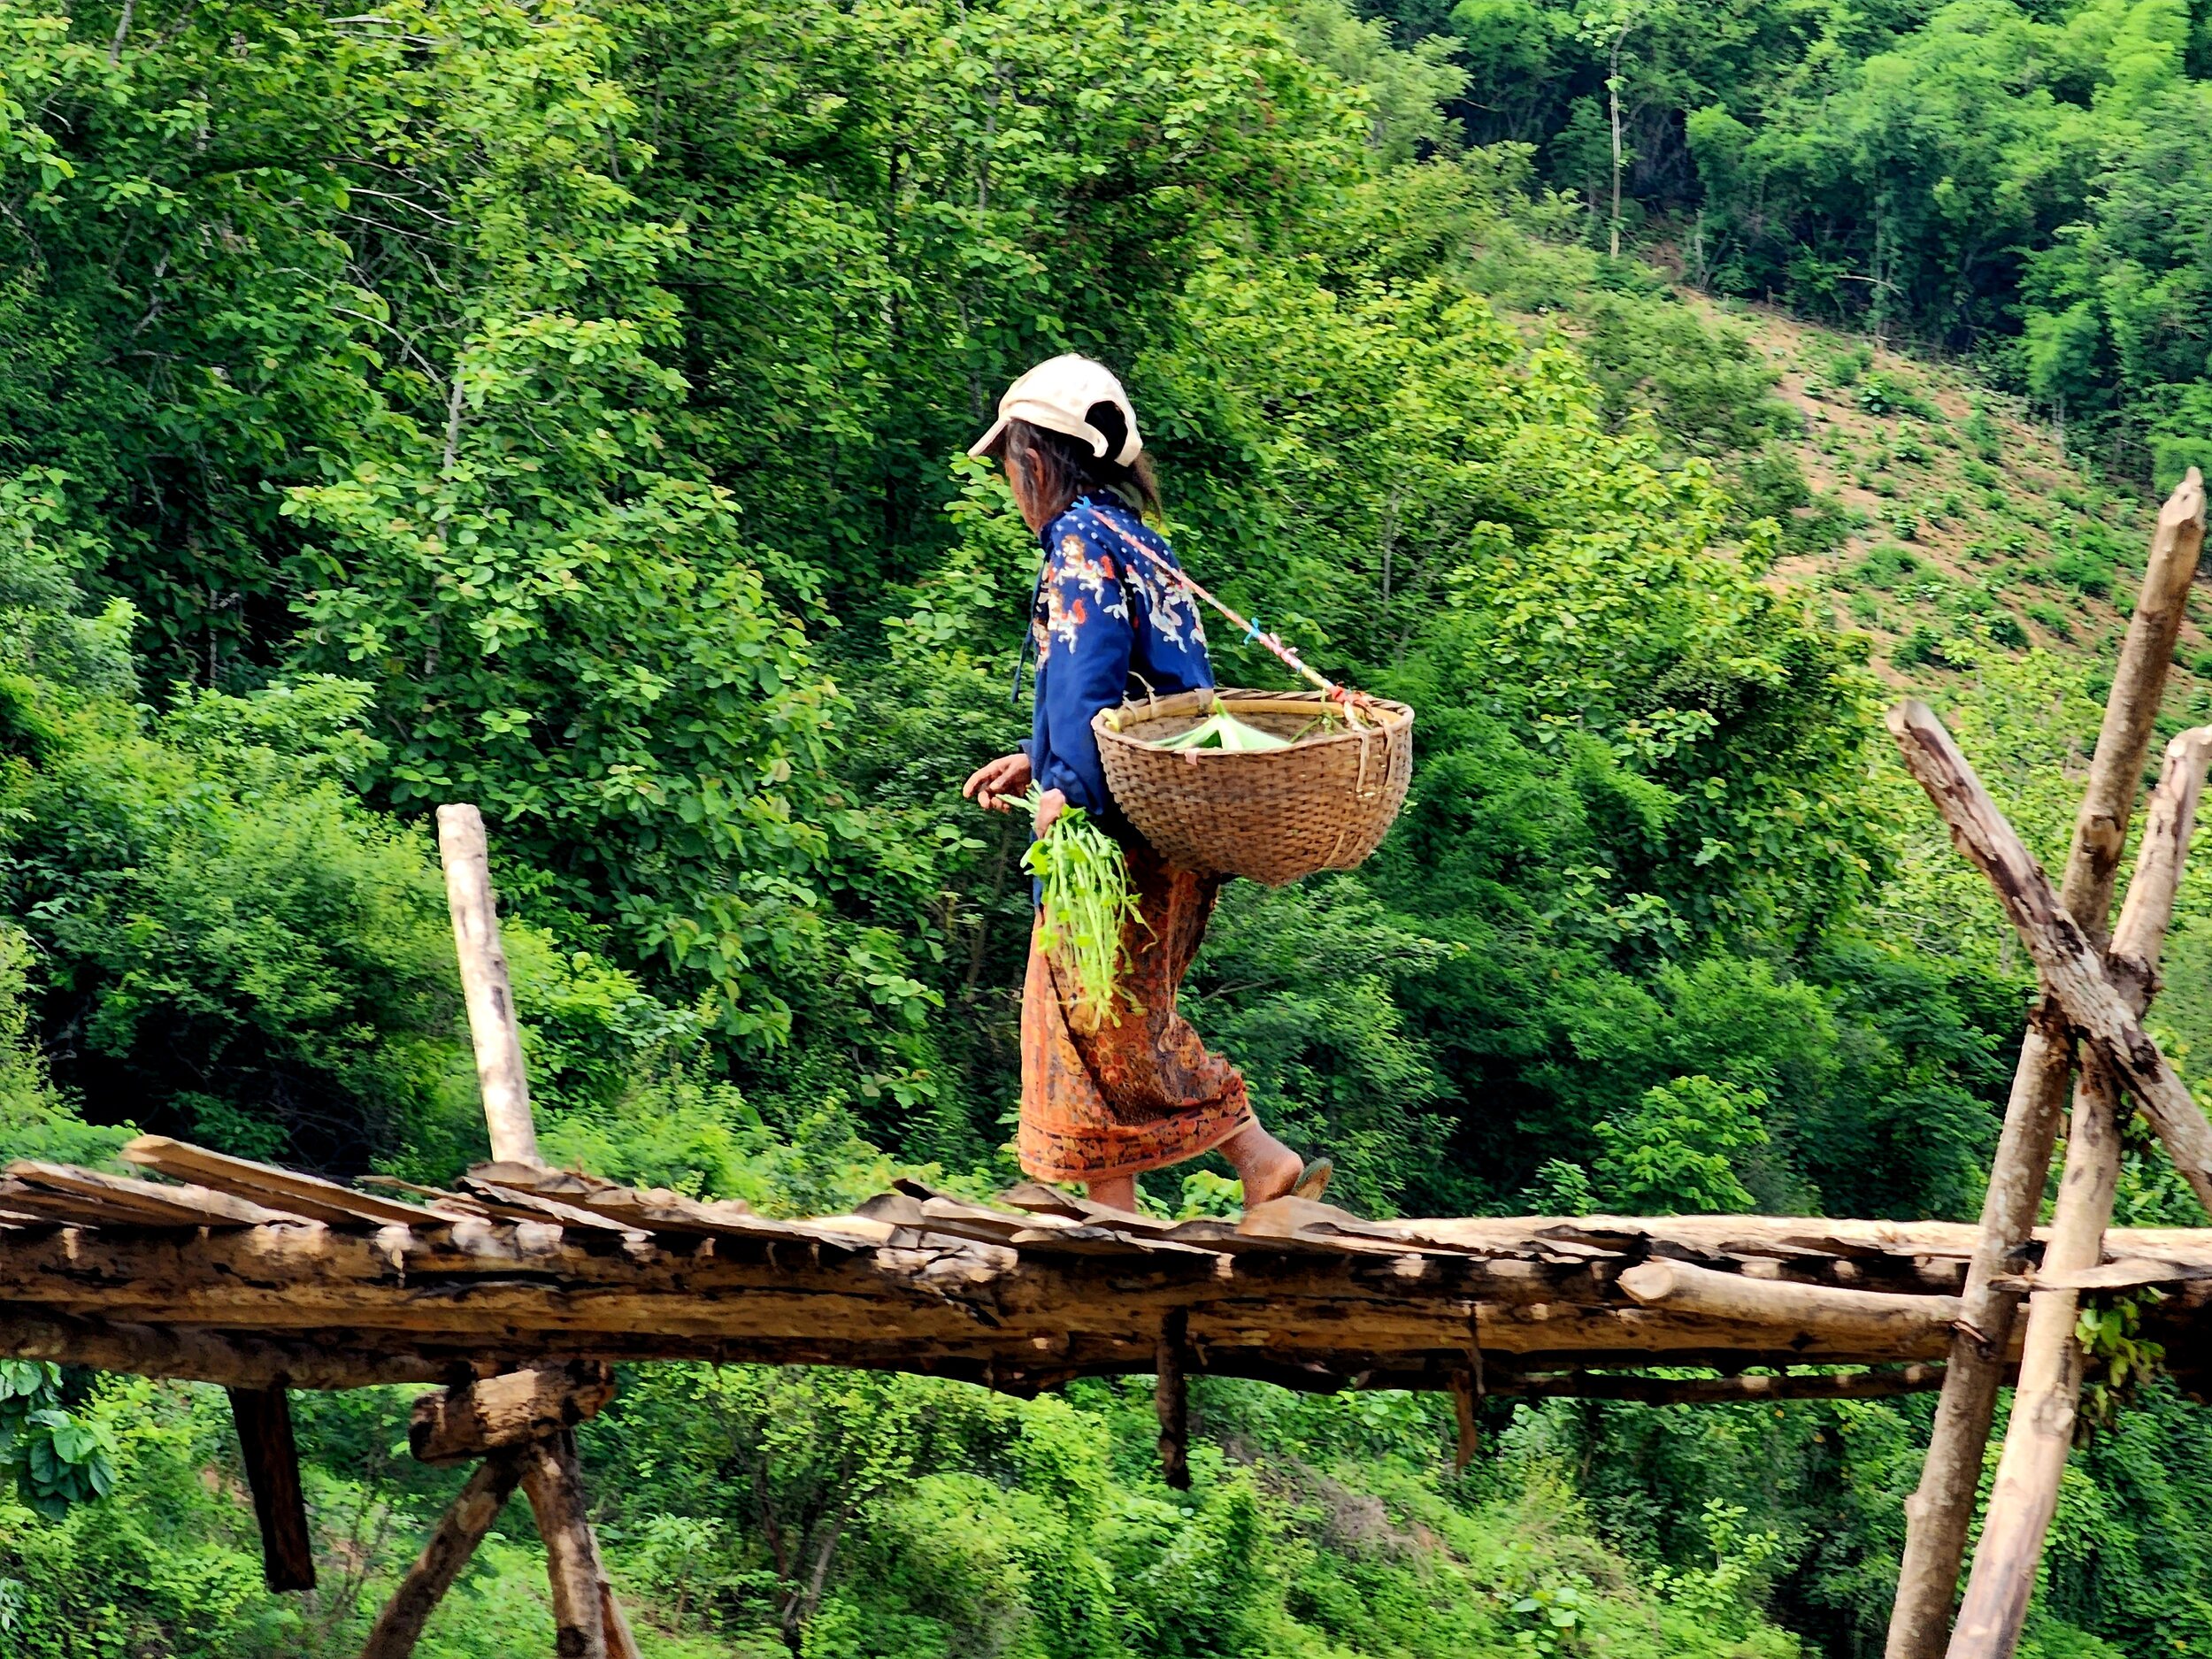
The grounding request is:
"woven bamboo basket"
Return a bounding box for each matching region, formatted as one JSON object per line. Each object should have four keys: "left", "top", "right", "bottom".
{"left": 1094, "top": 687, "right": 1414, "bottom": 887}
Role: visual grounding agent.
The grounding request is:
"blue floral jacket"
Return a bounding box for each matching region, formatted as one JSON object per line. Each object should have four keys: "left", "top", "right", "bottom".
{"left": 1028, "top": 494, "right": 1214, "bottom": 833}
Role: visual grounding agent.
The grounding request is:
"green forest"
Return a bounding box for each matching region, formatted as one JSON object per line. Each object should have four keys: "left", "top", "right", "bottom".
{"left": 7, "top": 0, "right": 2212, "bottom": 1651}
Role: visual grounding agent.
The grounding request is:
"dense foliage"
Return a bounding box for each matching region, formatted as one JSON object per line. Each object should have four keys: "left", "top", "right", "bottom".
{"left": 0, "top": 0, "right": 2203, "bottom": 1653}
{"left": 1369, "top": 0, "right": 2212, "bottom": 488}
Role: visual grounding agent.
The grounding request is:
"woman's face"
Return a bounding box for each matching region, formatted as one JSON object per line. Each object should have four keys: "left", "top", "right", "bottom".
{"left": 1004, "top": 445, "right": 1048, "bottom": 533}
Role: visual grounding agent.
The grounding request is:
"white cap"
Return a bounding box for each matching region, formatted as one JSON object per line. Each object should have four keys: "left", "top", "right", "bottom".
{"left": 969, "top": 354, "right": 1142, "bottom": 466}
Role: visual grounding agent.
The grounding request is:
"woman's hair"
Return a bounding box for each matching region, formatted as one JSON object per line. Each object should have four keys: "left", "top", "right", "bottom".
{"left": 1001, "top": 402, "right": 1164, "bottom": 526}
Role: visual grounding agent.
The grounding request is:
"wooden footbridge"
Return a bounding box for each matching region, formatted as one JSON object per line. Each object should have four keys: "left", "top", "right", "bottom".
{"left": 11, "top": 1138, "right": 2212, "bottom": 1655}
{"left": 5, "top": 473, "right": 2212, "bottom": 1659}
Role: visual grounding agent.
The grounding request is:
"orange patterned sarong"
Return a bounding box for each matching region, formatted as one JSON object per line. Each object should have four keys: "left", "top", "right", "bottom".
{"left": 1018, "top": 842, "right": 1254, "bottom": 1183}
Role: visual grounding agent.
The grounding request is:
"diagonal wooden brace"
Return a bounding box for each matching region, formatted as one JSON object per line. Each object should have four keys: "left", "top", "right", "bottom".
{"left": 1886, "top": 700, "right": 2212, "bottom": 1218}
{"left": 359, "top": 1450, "right": 527, "bottom": 1659}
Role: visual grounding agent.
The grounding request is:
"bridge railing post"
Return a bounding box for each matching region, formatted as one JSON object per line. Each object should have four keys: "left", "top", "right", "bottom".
{"left": 349, "top": 807, "right": 640, "bottom": 1659}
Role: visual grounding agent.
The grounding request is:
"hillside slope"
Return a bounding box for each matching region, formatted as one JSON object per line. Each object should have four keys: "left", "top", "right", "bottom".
{"left": 1714, "top": 299, "right": 2210, "bottom": 694}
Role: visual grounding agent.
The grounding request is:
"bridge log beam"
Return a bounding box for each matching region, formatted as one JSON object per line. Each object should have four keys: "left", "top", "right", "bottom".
{"left": 411, "top": 1363, "right": 615, "bottom": 1467}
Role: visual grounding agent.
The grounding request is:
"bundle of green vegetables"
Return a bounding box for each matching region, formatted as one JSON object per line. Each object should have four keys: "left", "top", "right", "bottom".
{"left": 1020, "top": 786, "right": 1142, "bottom": 1026}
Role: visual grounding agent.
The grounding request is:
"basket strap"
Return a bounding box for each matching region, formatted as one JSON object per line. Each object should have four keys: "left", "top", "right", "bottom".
{"left": 1080, "top": 501, "right": 1376, "bottom": 730}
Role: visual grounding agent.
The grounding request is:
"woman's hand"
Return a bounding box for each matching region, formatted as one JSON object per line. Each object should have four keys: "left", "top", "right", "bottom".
{"left": 962, "top": 751, "right": 1032, "bottom": 813}
{"left": 1033, "top": 787, "right": 1068, "bottom": 838}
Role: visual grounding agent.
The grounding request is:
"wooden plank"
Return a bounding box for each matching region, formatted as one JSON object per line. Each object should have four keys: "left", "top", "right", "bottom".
{"left": 518, "top": 1432, "right": 608, "bottom": 1659}
{"left": 229, "top": 1386, "right": 315, "bottom": 1591}
{"left": 437, "top": 804, "right": 540, "bottom": 1167}
{"left": 410, "top": 1363, "right": 616, "bottom": 1466}
{"left": 0, "top": 1179, "right": 202, "bottom": 1229}
{"left": 454, "top": 1180, "right": 641, "bottom": 1236}
{"left": 472, "top": 1162, "right": 843, "bottom": 1243}
{"left": 359, "top": 1450, "right": 526, "bottom": 1659}
{"left": 6, "top": 1161, "right": 291, "bottom": 1226}
{"left": 119, "top": 1138, "right": 437, "bottom": 1228}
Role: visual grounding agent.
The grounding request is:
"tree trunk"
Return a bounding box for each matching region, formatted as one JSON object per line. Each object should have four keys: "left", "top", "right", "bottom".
{"left": 437, "top": 803, "right": 539, "bottom": 1167}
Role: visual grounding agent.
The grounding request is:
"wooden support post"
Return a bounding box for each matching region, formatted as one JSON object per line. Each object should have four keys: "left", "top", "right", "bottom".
{"left": 230, "top": 1386, "right": 315, "bottom": 1592}
{"left": 358, "top": 1450, "right": 527, "bottom": 1659}
{"left": 1156, "top": 1308, "right": 1190, "bottom": 1491}
{"left": 591, "top": 1527, "right": 644, "bottom": 1659}
{"left": 1886, "top": 700, "right": 2212, "bottom": 1214}
{"left": 1947, "top": 728, "right": 2212, "bottom": 1659}
{"left": 1887, "top": 467, "right": 2205, "bottom": 1659}
{"left": 1453, "top": 1315, "right": 1484, "bottom": 1471}
{"left": 1450, "top": 1370, "right": 1479, "bottom": 1471}
{"left": 437, "top": 803, "right": 539, "bottom": 1167}
{"left": 520, "top": 1432, "right": 609, "bottom": 1659}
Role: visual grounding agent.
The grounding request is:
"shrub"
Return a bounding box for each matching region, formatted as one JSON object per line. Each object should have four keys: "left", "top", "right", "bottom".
{"left": 2048, "top": 546, "right": 2116, "bottom": 598}
{"left": 1892, "top": 626, "right": 1955, "bottom": 669}
{"left": 1859, "top": 372, "right": 1936, "bottom": 419}
{"left": 1851, "top": 544, "right": 1925, "bottom": 589}
{"left": 1594, "top": 1075, "right": 1768, "bottom": 1214}
{"left": 1964, "top": 406, "right": 2004, "bottom": 462}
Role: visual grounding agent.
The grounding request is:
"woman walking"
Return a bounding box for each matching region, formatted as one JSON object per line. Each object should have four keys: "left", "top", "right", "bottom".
{"left": 961, "top": 355, "right": 1329, "bottom": 1216}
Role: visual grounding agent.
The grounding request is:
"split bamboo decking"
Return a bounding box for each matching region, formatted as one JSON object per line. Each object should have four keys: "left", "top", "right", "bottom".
{"left": 9, "top": 475, "right": 2212, "bottom": 1659}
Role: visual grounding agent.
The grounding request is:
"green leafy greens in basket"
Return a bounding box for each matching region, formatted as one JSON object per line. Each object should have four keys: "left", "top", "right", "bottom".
{"left": 1019, "top": 787, "right": 1142, "bottom": 1026}
{"left": 1148, "top": 710, "right": 1293, "bottom": 751}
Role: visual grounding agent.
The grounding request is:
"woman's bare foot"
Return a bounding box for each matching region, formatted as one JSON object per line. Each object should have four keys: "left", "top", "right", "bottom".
{"left": 1221, "top": 1120, "right": 1305, "bottom": 1207}
{"left": 1084, "top": 1174, "right": 1140, "bottom": 1213}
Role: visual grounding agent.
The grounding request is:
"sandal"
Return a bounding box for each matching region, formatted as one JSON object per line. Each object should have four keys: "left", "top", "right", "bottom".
{"left": 1290, "top": 1157, "right": 1333, "bottom": 1202}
